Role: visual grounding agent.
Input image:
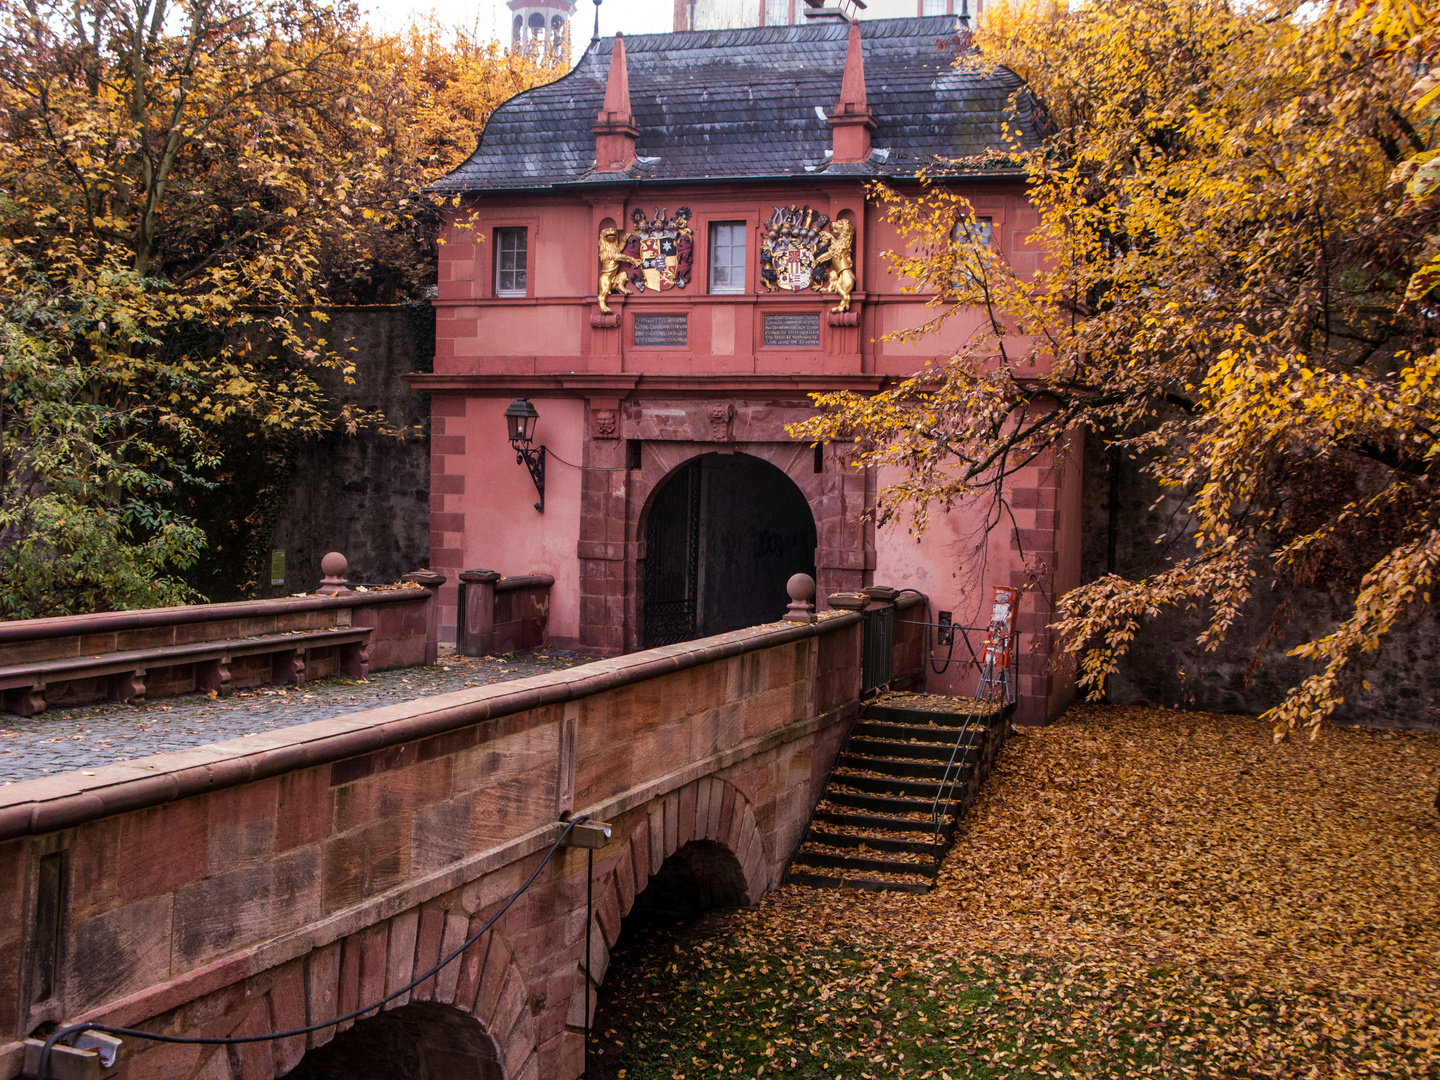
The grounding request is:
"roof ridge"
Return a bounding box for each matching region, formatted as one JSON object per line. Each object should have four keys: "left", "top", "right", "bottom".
{"left": 590, "top": 14, "right": 965, "bottom": 54}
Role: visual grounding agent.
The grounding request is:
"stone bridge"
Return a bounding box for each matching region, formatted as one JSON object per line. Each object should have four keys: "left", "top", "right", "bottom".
{"left": 0, "top": 609, "right": 895, "bottom": 1080}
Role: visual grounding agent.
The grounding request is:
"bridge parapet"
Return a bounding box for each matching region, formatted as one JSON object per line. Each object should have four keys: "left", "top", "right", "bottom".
{"left": 0, "top": 611, "right": 866, "bottom": 1080}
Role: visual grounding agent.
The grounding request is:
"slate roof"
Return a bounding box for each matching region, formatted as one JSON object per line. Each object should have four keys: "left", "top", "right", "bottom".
{"left": 432, "top": 16, "right": 1046, "bottom": 193}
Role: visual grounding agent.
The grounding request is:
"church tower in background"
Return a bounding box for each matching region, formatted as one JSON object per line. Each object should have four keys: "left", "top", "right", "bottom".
{"left": 509, "top": 0, "right": 577, "bottom": 62}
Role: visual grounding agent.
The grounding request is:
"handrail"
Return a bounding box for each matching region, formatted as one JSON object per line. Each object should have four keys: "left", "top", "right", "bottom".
{"left": 928, "top": 701, "right": 989, "bottom": 848}
{"left": 928, "top": 628, "right": 1018, "bottom": 850}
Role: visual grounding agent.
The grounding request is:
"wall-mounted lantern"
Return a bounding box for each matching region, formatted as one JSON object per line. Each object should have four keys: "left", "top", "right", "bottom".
{"left": 505, "top": 397, "right": 546, "bottom": 512}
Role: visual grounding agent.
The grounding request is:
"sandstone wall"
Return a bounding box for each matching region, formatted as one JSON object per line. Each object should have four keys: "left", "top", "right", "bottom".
{"left": 0, "top": 614, "right": 863, "bottom": 1080}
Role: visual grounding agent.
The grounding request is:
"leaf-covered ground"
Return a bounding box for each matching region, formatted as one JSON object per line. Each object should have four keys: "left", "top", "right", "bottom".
{"left": 590, "top": 705, "right": 1440, "bottom": 1079}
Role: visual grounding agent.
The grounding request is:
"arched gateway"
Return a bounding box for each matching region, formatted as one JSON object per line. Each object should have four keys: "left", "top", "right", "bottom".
{"left": 641, "top": 452, "right": 818, "bottom": 647}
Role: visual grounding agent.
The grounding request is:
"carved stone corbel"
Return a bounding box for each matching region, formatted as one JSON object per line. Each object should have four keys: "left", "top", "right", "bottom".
{"left": 707, "top": 402, "right": 733, "bottom": 441}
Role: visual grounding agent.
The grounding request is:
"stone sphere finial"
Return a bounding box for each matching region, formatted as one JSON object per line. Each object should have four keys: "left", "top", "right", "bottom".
{"left": 783, "top": 573, "right": 817, "bottom": 623}
{"left": 317, "top": 551, "right": 352, "bottom": 596}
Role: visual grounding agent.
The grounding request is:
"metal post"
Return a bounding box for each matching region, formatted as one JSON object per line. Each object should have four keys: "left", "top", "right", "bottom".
{"left": 583, "top": 845, "right": 593, "bottom": 1079}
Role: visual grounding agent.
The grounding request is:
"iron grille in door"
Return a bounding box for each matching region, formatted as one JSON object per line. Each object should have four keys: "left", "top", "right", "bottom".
{"left": 643, "top": 459, "right": 703, "bottom": 647}
{"left": 861, "top": 604, "right": 894, "bottom": 694}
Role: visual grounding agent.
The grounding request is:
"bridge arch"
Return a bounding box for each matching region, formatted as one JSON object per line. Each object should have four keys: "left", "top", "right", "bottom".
{"left": 286, "top": 1000, "right": 501, "bottom": 1079}
{"left": 140, "top": 908, "right": 538, "bottom": 1080}
{"left": 577, "top": 776, "right": 767, "bottom": 1017}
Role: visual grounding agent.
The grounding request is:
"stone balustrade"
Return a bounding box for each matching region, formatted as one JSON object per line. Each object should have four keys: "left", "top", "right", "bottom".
{"left": 455, "top": 570, "right": 555, "bottom": 657}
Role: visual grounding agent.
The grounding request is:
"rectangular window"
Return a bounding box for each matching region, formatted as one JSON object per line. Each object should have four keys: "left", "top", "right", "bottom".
{"left": 952, "top": 215, "right": 993, "bottom": 247}
{"left": 922, "top": 0, "right": 950, "bottom": 14}
{"left": 708, "top": 222, "right": 747, "bottom": 294}
{"left": 764, "top": 0, "right": 790, "bottom": 25}
{"left": 950, "top": 215, "right": 993, "bottom": 287}
{"left": 494, "top": 227, "right": 527, "bottom": 296}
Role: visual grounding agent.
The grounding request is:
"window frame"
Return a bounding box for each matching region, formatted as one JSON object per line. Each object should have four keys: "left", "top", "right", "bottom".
{"left": 707, "top": 220, "right": 748, "bottom": 295}
{"left": 761, "top": 0, "right": 793, "bottom": 26}
{"left": 492, "top": 226, "right": 530, "bottom": 298}
{"left": 946, "top": 206, "right": 1006, "bottom": 294}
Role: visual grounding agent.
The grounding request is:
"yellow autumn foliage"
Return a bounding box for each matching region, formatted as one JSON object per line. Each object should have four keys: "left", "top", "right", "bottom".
{"left": 792, "top": 0, "right": 1439, "bottom": 736}
{"left": 0, "top": 0, "right": 563, "bottom": 612}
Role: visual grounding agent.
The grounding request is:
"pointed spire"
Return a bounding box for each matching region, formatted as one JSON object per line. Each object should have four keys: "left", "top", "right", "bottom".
{"left": 829, "top": 20, "right": 877, "bottom": 164}
{"left": 593, "top": 32, "right": 639, "bottom": 172}
{"left": 837, "top": 18, "right": 869, "bottom": 114}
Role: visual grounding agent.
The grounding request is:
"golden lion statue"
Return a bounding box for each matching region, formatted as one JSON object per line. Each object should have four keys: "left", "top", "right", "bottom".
{"left": 597, "top": 227, "right": 640, "bottom": 315}
{"left": 813, "top": 218, "right": 856, "bottom": 313}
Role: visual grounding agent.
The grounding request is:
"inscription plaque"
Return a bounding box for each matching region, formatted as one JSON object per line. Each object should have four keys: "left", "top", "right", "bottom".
{"left": 763, "top": 313, "right": 821, "bottom": 348}
{"left": 633, "top": 314, "right": 688, "bottom": 347}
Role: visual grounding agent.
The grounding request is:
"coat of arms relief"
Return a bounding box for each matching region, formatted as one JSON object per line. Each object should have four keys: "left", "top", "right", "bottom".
{"left": 594, "top": 208, "right": 694, "bottom": 318}
{"left": 624, "top": 207, "right": 694, "bottom": 293}
{"left": 759, "top": 205, "right": 855, "bottom": 313}
{"left": 595, "top": 203, "right": 854, "bottom": 319}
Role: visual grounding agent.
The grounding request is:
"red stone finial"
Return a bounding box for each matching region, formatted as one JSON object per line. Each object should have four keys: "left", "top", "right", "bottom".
{"left": 593, "top": 32, "right": 639, "bottom": 172}
{"left": 317, "top": 551, "right": 352, "bottom": 596}
{"left": 829, "top": 20, "right": 877, "bottom": 164}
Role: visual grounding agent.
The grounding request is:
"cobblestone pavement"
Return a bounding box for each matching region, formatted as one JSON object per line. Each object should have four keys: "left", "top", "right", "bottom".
{"left": 0, "top": 647, "right": 597, "bottom": 786}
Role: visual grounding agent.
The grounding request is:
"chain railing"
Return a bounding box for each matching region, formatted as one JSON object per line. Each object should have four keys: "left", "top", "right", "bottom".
{"left": 32, "top": 815, "right": 610, "bottom": 1080}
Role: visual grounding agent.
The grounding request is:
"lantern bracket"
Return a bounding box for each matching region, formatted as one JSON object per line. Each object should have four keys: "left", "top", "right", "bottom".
{"left": 515, "top": 444, "right": 545, "bottom": 513}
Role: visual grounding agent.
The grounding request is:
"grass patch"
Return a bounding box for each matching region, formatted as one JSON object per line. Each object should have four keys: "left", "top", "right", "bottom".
{"left": 597, "top": 916, "right": 1436, "bottom": 1078}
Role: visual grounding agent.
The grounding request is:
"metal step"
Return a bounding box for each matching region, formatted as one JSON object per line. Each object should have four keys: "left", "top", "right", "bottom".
{"left": 846, "top": 736, "right": 975, "bottom": 762}
{"left": 793, "top": 849, "right": 938, "bottom": 875}
{"left": 801, "top": 830, "right": 947, "bottom": 857}
{"left": 853, "top": 719, "right": 990, "bottom": 743}
{"left": 860, "top": 703, "right": 994, "bottom": 728}
{"left": 812, "top": 808, "right": 952, "bottom": 834}
{"left": 831, "top": 770, "right": 969, "bottom": 799}
{"left": 825, "top": 790, "right": 960, "bottom": 816}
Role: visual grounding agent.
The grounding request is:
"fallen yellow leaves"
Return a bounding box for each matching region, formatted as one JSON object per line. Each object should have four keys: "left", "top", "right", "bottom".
{"left": 927, "top": 704, "right": 1440, "bottom": 1000}
{"left": 593, "top": 704, "right": 1440, "bottom": 1079}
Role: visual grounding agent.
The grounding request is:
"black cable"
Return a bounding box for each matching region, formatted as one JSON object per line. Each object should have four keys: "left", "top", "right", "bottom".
{"left": 544, "top": 447, "right": 630, "bottom": 471}
{"left": 37, "top": 815, "right": 591, "bottom": 1080}
{"left": 894, "top": 587, "right": 964, "bottom": 676}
